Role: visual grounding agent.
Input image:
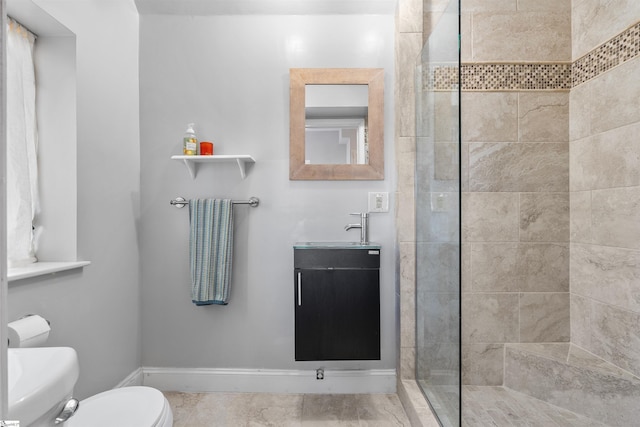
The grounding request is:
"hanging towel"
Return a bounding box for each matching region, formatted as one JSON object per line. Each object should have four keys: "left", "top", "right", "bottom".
{"left": 189, "top": 199, "right": 234, "bottom": 305}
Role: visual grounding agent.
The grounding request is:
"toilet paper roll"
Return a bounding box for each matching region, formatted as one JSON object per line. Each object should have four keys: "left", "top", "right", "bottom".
{"left": 8, "top": 315, "right": 51, "bottom": 348}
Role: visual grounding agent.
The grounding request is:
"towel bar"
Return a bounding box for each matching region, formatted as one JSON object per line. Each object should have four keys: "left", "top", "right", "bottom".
{"left": 170, "top": 197, "right": 259, "bottom": 209}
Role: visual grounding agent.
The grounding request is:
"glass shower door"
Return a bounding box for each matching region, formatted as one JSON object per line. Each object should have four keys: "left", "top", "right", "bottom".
{"left": 415, "top": 1, "right": 460, "bottom": 425}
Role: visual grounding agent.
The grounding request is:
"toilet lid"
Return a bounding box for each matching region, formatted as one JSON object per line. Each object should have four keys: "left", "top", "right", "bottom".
{"left": 67, "top": 386, "right": 167, "bottom": 427}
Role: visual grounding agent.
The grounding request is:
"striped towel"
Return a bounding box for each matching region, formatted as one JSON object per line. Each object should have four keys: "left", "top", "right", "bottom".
{"left": 189, "top": 199, "right": 234, "bottom": 305}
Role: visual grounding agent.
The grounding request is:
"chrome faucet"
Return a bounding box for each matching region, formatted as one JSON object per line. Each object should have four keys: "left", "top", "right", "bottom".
{"left": 345, "top": 212, "right": 369, "bottom": 244}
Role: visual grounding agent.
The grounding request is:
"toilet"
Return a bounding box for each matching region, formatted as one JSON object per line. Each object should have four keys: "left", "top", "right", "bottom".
{"left": 7, "top": 344, "right": 173, "bottom": 427}
{"left": 66, "top": 386, "right": 173, "bottom": 427}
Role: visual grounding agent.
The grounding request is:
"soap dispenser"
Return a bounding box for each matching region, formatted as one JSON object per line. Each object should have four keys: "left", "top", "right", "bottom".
{"left": 183, "top": 123, "right": 197, "bottom": 155}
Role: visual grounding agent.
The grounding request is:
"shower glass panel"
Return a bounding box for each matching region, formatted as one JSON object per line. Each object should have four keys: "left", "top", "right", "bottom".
{"left": 415, "top": 1, "right": 460, "bottom": 426}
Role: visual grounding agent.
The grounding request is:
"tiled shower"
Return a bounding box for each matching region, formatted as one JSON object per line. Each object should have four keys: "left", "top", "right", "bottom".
{"left": 396, "top": 0, "right": 640, "bottom": 425}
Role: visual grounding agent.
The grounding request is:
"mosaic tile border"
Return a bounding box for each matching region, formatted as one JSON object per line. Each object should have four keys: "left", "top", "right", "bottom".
{"left": 423, "top": 63, "right": 573, "bottom": 92}
{"left": 423, "top": 21, "right": 640, "bottom": 91}
{"left": 573, "top": 21, "right": 640, "bottom": 86}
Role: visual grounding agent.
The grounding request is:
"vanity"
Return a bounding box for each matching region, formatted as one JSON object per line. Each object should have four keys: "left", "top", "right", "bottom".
{"left": 293, "top": 242, "right": 381, "bottom": 361}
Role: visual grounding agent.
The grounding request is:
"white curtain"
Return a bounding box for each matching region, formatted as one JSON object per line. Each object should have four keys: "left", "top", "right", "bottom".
{"left": 7, "top": 18, "right": 39, "bottom": 268}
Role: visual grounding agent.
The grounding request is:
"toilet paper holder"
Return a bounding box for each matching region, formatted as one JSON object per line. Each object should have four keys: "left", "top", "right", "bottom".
{"left": 8, "top": 314, "right": 52, "bottom": 348}
{"left": 18, "top": 314, "right": 51, "bottom": 326}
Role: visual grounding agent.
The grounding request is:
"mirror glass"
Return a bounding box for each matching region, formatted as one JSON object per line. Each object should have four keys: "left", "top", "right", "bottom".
{"left": 290, "top": 68, "right": 384, "bottom": 180}
{"left": 305, "top": 85, "right": 368, "bottom": 165}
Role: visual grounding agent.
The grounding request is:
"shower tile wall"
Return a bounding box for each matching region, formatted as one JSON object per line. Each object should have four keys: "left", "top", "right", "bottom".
{"left": 399, "top": 1, "right": 640, "bottom": 421}
{"left": 570, "top": 1, "right": 640, "bottom": 379}
{"left": 396, "top": 1, "right": 452, "bottom": 424}
{"left": 395, "top": 0, "right": 423, "bottom": 383}
{"left": 460, "top": 0, "right": 572, "bottom": 386}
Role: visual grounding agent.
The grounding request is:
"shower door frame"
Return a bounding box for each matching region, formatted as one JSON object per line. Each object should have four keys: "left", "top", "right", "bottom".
{"left": 414, "top": 0, "right": 461, "bottom": 425}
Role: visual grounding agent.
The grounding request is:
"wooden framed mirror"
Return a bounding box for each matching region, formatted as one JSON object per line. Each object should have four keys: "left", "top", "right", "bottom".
{"left": 289, "top": 68, "right": 384, "bottom": 180}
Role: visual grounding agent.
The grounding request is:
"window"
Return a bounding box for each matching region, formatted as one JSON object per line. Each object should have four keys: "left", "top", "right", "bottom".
{"left": 7, "top": 17, "right": 38, "bottom": 268}
{"left": 5, "top": 2, "right": 88, "bottom": 281}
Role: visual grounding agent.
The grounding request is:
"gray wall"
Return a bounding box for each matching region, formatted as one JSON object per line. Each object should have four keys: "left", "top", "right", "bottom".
{"left": 7, "top": 0, "right": 141, "bottom": 399}
{"left": 139, "top": 14, "right": 397, "bottom": 373}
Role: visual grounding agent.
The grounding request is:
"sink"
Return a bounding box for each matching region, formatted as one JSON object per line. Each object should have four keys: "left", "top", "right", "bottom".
{"left": 294, "top": 241, "right": 381, "bottom": 249}
{"left": 8, "top": 347, "right": 79, "bottom": 426}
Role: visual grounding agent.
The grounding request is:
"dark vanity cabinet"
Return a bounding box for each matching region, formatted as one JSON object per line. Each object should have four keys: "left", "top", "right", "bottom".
{"left": 294, "top": 246, "right": 381, "bottom": 361}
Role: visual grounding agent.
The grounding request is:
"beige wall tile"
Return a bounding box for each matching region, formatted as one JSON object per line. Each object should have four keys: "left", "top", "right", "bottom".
{"left": 462, "top": 293, "right": 520, "bottom": 343}
{"left": 434, "top": 142, "right": 458, "bottom": 181}
{"left": 461, "top": 142, "right": 469, "bottom": 192}
{"left": 461, "top": 0, "right": 516, "bottom": 13}
{"left": 418, "top": 291, "right": 459, "bottom": 345}
{"left": 569, "top": 77, "right": 592, "bottom": 141}
{"left": 417, "top": 242, "right": 460, "bottom": 293}
{"left": 462, "top": 192, "right": 519, "bottom": 242}
{"left": 395, "top": 32, "right": 422, "bottom": 137}
{"left": 461, "top": 92, "right": 518, "bottom": 142}
{"left": 434, "top": 91, "right": 459, "bottom": 143}
{"left": 571, "top": 243, "right": 640, "bottom": 313}
{"left": 471, "top": 243, "right": 569, "bottom": 292}
{"left": 590, "top": 300, "right": 640, "bottom": 378}
{"left": 401, "top": 287, "right": 416, "bottom": 349}
{"left": 416, "top": 191, "right": 459, "bottom": 242}
{"left": 460, "top": 13, "right": 472, "bottom": 62}
{"left": 570, "top": 123, "right": 640, "bottom": 192}
{"left": 519, "top": 192, "right": 569, "bottom": 242}
{"left": 516, "top": 243, "right": 570, "bottom": 292}
{"left": 468, "top": 143, "right": 569, "bottom": 192}
{"left": 517, "top": 0, "right": 570, "bottom": 12}
{"left": 399, "top": 242, "right": 416, "bottom": 350}
{"left": 518, "top": 92, "right": 569, "bottom": 143}
{"left": 570, "top": 191, "right": 592, "bottom": 243}
{"left": 520, "top": 293, "right": 570, "bottom": 342}
{"left": 416, "top": 90, "right": 434, "bottom": 139}
{"left": 570, "top": 293, "right": 592, "bottom": 349}
{"left": 424, "top": 0, "right": 453, "bottom": 13}
{"left": 462, "top": 344, "right": 505, "bottom": 385}
{"left": 472, "top": 12, "right": 571, "bottom": 62}
{"left": 572, "top": 0, "right": 640, "bottom": 59}
{"left": 592, "top": 186, "right": 640, "bottom": 250}
{"left": 396, "top": 190, "right": 415, "bottom": 243}
{"left": 396, "top": 134, "right": 416, "bottom": 156}
{"left": 417, "top": 342, "right": 460, "bottom": 377}
{"left": 462, "top": 243, "right": 471, "bottom": 293}
{"left": 471, "top": 243, "right": 518, "bottom": 292}
{"left": 400, "top": 346, "right": 415, "bottom": 379}
{"left": 415, "top": 136, "right": 434, "bottom": 189}
{"left": 396, "top": 137, "right": 416, "bottom": 193}
{"left": 589, "top": 58, "right": 640, "bottom": 136}
{"left": 397, "top": 0, "right": 422, "bottom": 33}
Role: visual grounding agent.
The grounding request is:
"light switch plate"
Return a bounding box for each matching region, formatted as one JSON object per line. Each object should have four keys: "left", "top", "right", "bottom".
{"left": 368, "top": 192, "right": 389, "bottom": 212}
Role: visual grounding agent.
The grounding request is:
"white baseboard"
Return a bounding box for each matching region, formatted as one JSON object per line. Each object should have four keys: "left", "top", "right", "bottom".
{"left": 141, "top": 367, "right": 396, "bottom": 394}
{"left": 116, "top": 367, "right": 144, "bottom": 388}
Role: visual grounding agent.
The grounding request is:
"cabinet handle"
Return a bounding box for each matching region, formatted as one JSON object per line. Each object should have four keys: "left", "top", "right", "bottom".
{"left": 297, "top": 272, "right": 302, "bottom": 306}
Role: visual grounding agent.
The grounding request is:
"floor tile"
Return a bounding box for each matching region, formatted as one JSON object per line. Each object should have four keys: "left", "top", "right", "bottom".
{"left": 162, "top": 391, "right": 411, "bottom": 426}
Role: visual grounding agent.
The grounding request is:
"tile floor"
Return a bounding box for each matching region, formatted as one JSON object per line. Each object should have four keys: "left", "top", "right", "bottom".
{"left": 163, "top": 392, "right": 412, "bottom": 426}
{"left": 164, "top": 386, "right": 611, "bottom": 426}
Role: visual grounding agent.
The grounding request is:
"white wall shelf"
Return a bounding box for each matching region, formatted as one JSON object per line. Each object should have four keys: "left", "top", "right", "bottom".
{"left": 8, "top": 261, "right": 91, "bottom": 282}
{"left": 171, "top": 155, "right": 256, "bottom": 179}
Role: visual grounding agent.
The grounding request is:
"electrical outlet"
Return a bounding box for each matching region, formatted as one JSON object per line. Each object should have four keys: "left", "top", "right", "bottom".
{"left": 316, "top": 368, "right": 324, "bottom": 380}
{"left": 368, "top": 192, "right": 389, "bottom": 213}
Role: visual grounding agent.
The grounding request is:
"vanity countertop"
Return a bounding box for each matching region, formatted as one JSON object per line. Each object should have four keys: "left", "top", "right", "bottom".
{"left": 294, "top": 242, "right": 381, "bottom": 250}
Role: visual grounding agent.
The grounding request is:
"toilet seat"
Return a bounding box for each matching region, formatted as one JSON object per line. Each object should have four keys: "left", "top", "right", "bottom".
{"left": 66, "top": 386, "right": 172, "bottom": 427}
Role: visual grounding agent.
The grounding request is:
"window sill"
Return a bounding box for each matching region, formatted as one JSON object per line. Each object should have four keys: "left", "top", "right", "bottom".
{"left": 8, "top": 261, "right": 91, "bottom": 282}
